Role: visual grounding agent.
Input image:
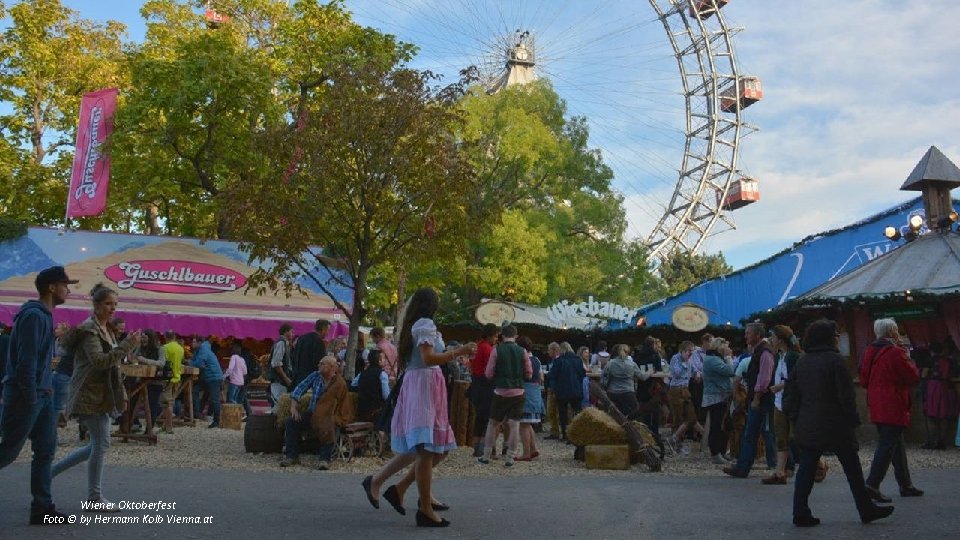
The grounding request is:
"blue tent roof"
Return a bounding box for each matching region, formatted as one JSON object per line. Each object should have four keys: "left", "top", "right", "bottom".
{"left": 635, "top": 196, "right": 948, "bottom": 327}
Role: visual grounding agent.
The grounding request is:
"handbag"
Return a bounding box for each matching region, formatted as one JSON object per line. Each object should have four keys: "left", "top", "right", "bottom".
{"left": 376, "top": 370, "right": 405, "bottom": 432}
{"left": 158, "top": 361, "right": 174, "bottom": 380}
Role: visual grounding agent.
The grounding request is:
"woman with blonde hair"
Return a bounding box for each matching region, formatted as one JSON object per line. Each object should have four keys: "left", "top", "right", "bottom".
{"left": 52, "top": 283, "right": 140, "bottom": 509}
{"left": 601, "top": 344, "right": 641, "bottom": 418}
{"left": 702, "top": 337, "right": 736, "bottom": 464}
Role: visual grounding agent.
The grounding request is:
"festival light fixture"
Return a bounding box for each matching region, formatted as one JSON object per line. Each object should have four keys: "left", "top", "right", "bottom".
{"left": 908, "top": 214, "right": 924, "bottom": 231}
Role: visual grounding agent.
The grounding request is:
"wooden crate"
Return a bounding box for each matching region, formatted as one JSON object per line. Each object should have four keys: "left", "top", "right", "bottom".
{"left": 181, "top": 366, "right": 200, "bottom": 376}
{"left": 120, "top": 364, "right": 156, "bottom": 378}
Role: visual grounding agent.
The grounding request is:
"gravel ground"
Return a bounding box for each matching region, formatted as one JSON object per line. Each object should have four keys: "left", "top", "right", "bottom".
{"left": 14, "top": 420, "right": 960, "bottom": 479}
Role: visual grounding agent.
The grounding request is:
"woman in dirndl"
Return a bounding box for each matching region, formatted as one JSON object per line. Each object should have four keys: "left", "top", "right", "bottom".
{"left": 516, "top": 336, "right": 544, "bottom": 461}
{"left": 362, "top": 288, "right": 475, "bottom": 527}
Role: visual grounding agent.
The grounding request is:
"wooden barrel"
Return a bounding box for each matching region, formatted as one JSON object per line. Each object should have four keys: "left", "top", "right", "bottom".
{"left": 244, "top": 413, "right": 283, "bottom": 453}
{"left": 221, "top": 403, "right": 243, "bottom": 430}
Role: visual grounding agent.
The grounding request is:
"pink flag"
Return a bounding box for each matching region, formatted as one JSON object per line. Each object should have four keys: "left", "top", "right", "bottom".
{"left": 66, "top": 88, "right": 118, "bottom": 218}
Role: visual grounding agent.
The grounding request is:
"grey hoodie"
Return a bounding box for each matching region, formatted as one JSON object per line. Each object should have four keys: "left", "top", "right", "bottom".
{"left": 2, "top": 300, "right": 54, "bottom": 404}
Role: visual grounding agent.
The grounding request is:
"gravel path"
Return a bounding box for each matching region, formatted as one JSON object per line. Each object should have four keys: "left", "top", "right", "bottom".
{"left": 16, "top": 420, "right": 960, "bottom": 480}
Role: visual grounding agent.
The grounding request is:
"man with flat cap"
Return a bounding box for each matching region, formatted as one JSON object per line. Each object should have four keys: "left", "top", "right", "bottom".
{"left": 0, "top": 265, "right": 76, "bottom": 525}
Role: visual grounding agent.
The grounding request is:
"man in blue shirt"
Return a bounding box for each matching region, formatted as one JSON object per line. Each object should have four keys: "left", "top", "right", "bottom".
{"left": 0, "top": 266, "right": 76, "bottom": 525}
{"left": 281, "top": 356, "right": 340, "bottom": 470}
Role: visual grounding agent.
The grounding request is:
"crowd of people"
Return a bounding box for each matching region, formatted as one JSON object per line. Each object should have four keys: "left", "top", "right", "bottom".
{"left": 1, "top": 266, "right": 958, "bottom": 529}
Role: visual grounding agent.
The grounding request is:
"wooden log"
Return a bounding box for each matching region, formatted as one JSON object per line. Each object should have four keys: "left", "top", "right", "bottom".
{"left": 221, "top": 403, "right": 243, "bottom": 430}
{"left": 588, "top": 380, "right": 661, "bottom": 472}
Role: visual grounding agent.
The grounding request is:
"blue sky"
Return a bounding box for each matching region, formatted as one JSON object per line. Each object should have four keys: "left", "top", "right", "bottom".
{"left": 20, "top": 1, "right": 960, "bottom": 270}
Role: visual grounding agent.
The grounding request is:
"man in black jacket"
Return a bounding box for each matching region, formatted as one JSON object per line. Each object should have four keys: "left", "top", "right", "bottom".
{"left": 291, "top": 319, "right": 329, "bottom": 387}
{"left": 544, "top": 342, "right": 586, "bottom": 442}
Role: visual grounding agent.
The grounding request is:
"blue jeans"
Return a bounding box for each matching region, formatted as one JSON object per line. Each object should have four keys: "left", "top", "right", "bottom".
{"left": 794, "top": 444, "right": 872, "bottom": 520}
{"left": 52, "top": 413, "right": 111, "bottom": 499}
{"left": 762, "top": 404, "right": 778, "bottom": 468}
{"left": 236, "top": 385, "right": 251, "bottom": 416}
{"left": 284, "top": 415, "right": 334, "bottom": 460}
{"left": 227, "top": 383, "right": 243, "bottom": 404}
{"left": 0, "top": 386, "right": 57, "bottom": 511}
{"left": 52, "top": 372, "right": 71, "bottom": 413}
{"left": 735, "top": 398, "right": 775, "bottom": 474}
{"left": 194, "top": 379, "right": 222, "bottom": 424}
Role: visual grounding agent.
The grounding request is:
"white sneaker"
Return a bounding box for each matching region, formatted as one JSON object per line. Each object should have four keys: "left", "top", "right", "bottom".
{"left": 84, "top": 497, "right": 121, "bottom": 513}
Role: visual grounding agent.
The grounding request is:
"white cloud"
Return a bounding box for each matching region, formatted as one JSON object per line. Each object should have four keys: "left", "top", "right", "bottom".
{"left": 699, "top": 0, "right": 960, "bottom": 267}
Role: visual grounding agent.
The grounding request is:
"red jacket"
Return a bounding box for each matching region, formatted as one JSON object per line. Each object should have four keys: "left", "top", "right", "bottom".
{"left": 859, "top": 339, "right": 919, "bottom": 427}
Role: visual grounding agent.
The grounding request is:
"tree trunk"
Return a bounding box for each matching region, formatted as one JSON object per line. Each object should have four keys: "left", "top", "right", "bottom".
{"left": 395, "top": 267, "right": 407, "bottom": 329}
{"left": 146, "top": 203, "right": 161, "bottom": 235}
{"left": 343, "top": 267, "right": 368, "bottom": 381}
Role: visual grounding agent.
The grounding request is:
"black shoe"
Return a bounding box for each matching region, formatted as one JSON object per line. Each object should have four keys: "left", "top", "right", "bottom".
{"left": 545, "top": 434, "right": 560, "bottom": 440}
{"left": 722, "top": 465, "right": 749, "bottom": 478}
{"left": 900, "top": 486, "right": 924, "bottom": 497}
{"left": 384, "top": 485, "right": 405, "bottom": 515}
{"left": 865, "top": 485, "right": 892, "bottom": 503}
{"left": 793, "top": 515, "right": 820, "bottom": 527}
{"left": 415, "top": 510, "right": 450, "bottom": 528}
{"left": 208, "top": 423, "right": 219, "bottom": 429}
{"left": 361, "top": 476, "right": 379, "bottom": 510}
{"left": 860, "top": 505, "right": 894, "bottom": 524}
{"left": 29, "top": 505, "right": 67, "bottom": 525}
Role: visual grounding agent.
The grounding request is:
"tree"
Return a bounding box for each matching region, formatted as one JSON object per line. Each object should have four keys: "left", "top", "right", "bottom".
{"left": 0, "top": 0, "right": 126, "bottom": 225}
{"left": 418, "top": 80, "right": 661, "bottom": 309}
{"left": 658, "top": 250, "right": 733, "bottom": 296}
{"left": 224, "top": 55, "right": 474, "bottom": 379}
{"left": 110, "top": 1, "right": 279, "bottom": 237}
{"left": 110, "top": 0, "right": 403, "bottom": 238}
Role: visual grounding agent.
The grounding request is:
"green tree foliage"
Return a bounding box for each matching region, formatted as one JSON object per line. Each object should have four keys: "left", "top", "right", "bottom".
{"left": 0, "top": 0, "right": 126, "bottom": 225}
{"left": 108, "top": 0, "right": 404, "bottom": 238}
{"left": 224, "top": 53, "right": 473, "bottom": 378}
{"left": 425, "top": 80, "right": 661, "bottom": 309}
{"left": 658, "top": 250, "right": 733, "bottom": 296}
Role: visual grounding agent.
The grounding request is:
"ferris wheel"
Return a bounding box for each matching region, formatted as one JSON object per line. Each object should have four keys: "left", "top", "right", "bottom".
{"left": 346, "top": 0, "right": 762, "bottom": 262}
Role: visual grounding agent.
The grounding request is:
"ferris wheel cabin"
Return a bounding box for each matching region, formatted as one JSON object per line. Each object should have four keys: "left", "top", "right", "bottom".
{"left": 721, "top": 178, "right": 760, "bottom": 210}
{"left": 720, "top": 76, "right": 763, "bottom": 113}
{"left": 689, "top": 0, "right": 730, "bottom": 19}
{"left": 205, "top": 6, "right": 229, "bottom": 29}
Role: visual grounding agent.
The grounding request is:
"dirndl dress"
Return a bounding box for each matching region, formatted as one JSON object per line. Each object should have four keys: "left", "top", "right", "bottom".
{"left": 925, "top": 357, "right": 959, "bottom": 419}
{"left": 521, "top": 382, "right": 544, "bottom": 423}
{"left": 390, "top": 318, "right": 457, "bottom": 454}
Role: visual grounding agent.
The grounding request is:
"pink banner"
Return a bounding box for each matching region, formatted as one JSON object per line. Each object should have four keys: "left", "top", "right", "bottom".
{"left": 67, "top": 88, "right": 118, "bottom": 218}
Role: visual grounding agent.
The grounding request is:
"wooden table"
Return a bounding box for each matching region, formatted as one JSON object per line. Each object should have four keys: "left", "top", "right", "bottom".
{"left": 114, "top": 364, "right": 159, "bottom": 445}
{"left": 170, "top": 367, "right": 200, "bottom": 427}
